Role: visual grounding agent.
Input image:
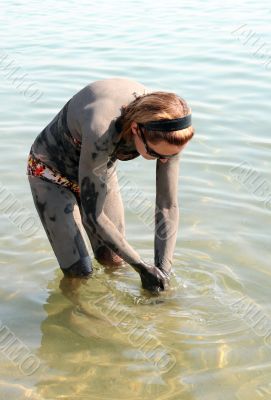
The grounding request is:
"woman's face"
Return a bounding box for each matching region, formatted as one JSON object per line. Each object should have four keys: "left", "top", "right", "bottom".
{"left": 131, "top": 122, "right": 186, "bottom": 163}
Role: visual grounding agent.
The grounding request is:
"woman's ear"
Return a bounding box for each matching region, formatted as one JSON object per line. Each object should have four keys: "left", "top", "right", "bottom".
{"left": 130, "top": 121, "right": 138, "bottom": 136}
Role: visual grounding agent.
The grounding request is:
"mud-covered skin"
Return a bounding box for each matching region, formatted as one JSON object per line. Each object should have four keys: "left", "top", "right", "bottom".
{"left": 32, "top": 101, "right": 81, "bottom": 182}
{"left": 131, "top": 261, "right": 170, "bottom": 292}
{"left": 28, "top": 175, "right": 92, "bottom": 273}
{"left": 63, "top": 258, "right": 93, "bottom": 278}
{"left": 154, "top": 155, "right": 180, "bottom": 274}
{"left": 29, "top": 77, "right": 180, "bottom": 285}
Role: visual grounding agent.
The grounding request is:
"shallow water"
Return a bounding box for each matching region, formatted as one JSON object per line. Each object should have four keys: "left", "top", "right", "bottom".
{"left": 0, "top": 1, "right": 271, "bottom": 399}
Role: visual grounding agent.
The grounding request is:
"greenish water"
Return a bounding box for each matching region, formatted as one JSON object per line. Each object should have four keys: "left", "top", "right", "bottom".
{"left": 0, "top": 1, "right": 271, "bottom": 399}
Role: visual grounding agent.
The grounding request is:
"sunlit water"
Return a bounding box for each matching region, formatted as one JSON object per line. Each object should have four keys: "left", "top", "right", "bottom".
{"left": 0, "top": 1, "right": 271, "bottom": 399}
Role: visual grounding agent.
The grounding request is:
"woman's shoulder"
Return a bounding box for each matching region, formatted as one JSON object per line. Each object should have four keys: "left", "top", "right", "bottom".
{"left": 88, "top": 77, "right": 147, "bottom": 93}
{"left": 67, "top": 77, "right": 148, "bottom": 135}
{"left": 71, "top": 77, "right": 148, "bottom": 108}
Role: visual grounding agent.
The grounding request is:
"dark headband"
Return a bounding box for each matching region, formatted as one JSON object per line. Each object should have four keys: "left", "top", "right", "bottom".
{"left": 141, "top": 114, "right": 192, "bottom": 132}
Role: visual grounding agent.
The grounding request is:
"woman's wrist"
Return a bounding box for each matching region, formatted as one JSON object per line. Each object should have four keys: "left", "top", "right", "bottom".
{"left": 131, "top": 259, "right": 148, "bottom": 273}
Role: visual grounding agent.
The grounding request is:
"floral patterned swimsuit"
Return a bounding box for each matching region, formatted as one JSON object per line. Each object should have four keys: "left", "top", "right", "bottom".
{"left": 27, "top": 100, "right": 82, "bottom": 195}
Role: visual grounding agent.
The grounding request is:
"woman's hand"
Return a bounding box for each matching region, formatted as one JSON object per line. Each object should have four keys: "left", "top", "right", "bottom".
{"left": 132, "top": 261, "right": 170, "bottom": 292}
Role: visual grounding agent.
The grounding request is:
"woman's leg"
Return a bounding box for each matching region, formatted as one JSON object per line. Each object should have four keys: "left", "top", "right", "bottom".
{"left": 28, "top": 175, "right": 92, "bottom": 277}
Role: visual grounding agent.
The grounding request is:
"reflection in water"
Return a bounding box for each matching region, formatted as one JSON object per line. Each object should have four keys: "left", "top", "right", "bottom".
{"left": 35, "top": 269, "right": 191, "bottom": 399}
{"left": 30, "top": 251, "right": 271, "bottom": 400}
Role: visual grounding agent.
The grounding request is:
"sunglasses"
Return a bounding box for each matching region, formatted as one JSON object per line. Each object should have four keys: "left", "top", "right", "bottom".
{"left": 138, "top": 124, "right": 179, "bottom": 159}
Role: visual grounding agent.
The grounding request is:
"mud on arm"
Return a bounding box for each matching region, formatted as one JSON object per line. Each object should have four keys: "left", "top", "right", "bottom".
{"left": 155, "top": 155, "right": 180, "bottom": 274}
{"left": 78, "top": 118, "right": 168, "bottom": 291}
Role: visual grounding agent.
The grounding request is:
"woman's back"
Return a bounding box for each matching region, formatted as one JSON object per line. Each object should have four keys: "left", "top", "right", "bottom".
{"left": 31, "top": 77, "right": 147, "bottom": 181}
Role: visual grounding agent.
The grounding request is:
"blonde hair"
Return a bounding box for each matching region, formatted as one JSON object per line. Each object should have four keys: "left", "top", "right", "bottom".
{"left": 118, "top": 91, "right": 194, "bottom": 145}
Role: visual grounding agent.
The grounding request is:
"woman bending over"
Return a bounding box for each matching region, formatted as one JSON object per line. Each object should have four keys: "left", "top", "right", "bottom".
{"left": 27, "top": 77, "right": 194, "bottom": 292}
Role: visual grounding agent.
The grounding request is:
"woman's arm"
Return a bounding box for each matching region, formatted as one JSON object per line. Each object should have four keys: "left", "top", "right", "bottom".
{"left": 154, "top": 155, "right": 180, "bottom": 274}
{"left": 79, "top": 132, "right": 141, "bottom": 265}
{"left": 78, "top": 113, "right": 168, "bottom": 291}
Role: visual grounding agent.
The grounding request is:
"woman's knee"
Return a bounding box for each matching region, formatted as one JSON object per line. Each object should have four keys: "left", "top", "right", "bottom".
{"left": 94, "top": 246, "right": 123, "bottom": 267}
